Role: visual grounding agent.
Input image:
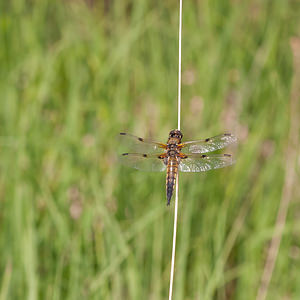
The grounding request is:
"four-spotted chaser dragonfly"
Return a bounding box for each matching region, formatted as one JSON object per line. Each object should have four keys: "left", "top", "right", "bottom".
{"left": 119, "top": 130, "right": 237, "bottom": 205}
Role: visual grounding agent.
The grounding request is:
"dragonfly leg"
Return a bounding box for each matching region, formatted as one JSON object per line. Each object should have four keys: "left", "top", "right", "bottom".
{"left": 178, "top": 153, "right": 188, "bottom": 159}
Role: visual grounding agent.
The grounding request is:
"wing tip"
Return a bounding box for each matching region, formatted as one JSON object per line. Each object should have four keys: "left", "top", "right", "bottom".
{"left": 224, "top": 133, "right": 238, "bottom": 142}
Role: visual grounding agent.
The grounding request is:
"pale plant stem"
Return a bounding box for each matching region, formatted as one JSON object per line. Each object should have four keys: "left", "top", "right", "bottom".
{"left": 177, "top": 0, "right": 182, "bottom": 132}
{"left": 168, "top": 1, "right": 182, "bottom": 299}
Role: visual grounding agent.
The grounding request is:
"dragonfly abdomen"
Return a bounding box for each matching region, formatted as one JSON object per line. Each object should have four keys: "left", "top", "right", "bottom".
{"left": 166, "top": 157, "right": 178, "bottom": 205}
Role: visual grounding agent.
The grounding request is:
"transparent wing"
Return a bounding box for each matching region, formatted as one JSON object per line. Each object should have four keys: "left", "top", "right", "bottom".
{"left": 182, "top": 133, "right": 237, "bottom": 154}
{"left": 118, "top": 132, "right": 166, "bottom": 154}
{"left": 120, "top": 153, "right": 166, "bottom": 172}
{"left": 179, "top": 154, "right": 235, "bottom": 172}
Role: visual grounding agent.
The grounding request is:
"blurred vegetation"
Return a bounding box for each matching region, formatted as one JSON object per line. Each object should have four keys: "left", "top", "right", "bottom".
{"left": 1, "top": 0, "right": 300, "bottom": 299}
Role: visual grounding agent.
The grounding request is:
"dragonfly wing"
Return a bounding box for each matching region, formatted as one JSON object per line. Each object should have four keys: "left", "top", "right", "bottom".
{"left": 179, "top": 154, "right": 235, "bottom": 172}
{"left": 120, "top": 153, "right": 166, "bottom": 172}
{"left": 119, "top": 133, "right": 166, "bottom": 154}
{"left": 182, "top": 133, "right": 237, "bottom": 154}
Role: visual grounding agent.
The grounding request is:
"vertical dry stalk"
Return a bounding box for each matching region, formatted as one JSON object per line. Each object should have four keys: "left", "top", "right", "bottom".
{"left": 256, "top": 37, "right": 300, "bottom": 300}
{"left": 169, "top": 1, "right": 183, "bottom": 299}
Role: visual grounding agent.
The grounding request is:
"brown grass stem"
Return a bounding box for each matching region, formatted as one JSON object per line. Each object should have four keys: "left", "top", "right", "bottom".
{"left": 256, "top": 37, "right": 300, "bottom": 300}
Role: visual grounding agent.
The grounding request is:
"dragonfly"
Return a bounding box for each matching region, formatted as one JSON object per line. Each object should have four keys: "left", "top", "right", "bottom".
{"left": 119, "top": 129, "right": 237, "bottom": 205}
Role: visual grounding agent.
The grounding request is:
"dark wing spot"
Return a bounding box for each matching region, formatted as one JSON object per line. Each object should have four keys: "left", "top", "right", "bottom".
{"left": 143, "top": 154, "right": 147, "bottom": 157}
{"left": 205, "top": 138, "right": 210, "bottom": 142}
{"left": 201, "top": 154, "right": 207, "bottom": 158}
{"left": 122, "top": 153, "right": 129, "bottom": 156}
{"left": 138, "top": 137, "right": 144, "bottom": 142}
{"left": 224, "top": 154, "right": 231, "bottom": 157}
{"left": 224, "top": 133, "right": 232, "bottom": 136}
{"left": 120, "top": 132, "right": 126, "bottom": 135}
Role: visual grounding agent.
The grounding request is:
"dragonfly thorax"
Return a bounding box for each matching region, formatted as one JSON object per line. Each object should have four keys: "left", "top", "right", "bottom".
{"left": 167, "top": 143, "right": 178, "bottom": 149}
{"left": 167, "top": 147, "right": 180, "bottom": 158}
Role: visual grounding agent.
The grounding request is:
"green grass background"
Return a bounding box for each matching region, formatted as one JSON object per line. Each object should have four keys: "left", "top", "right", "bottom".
{"left": 1, "top": 1, "right": 300, "bottom": 299}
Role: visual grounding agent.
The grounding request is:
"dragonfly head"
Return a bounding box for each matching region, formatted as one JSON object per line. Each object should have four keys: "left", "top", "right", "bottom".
{"left": 169, "top": 129, "right": 183, "bottom": 140}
